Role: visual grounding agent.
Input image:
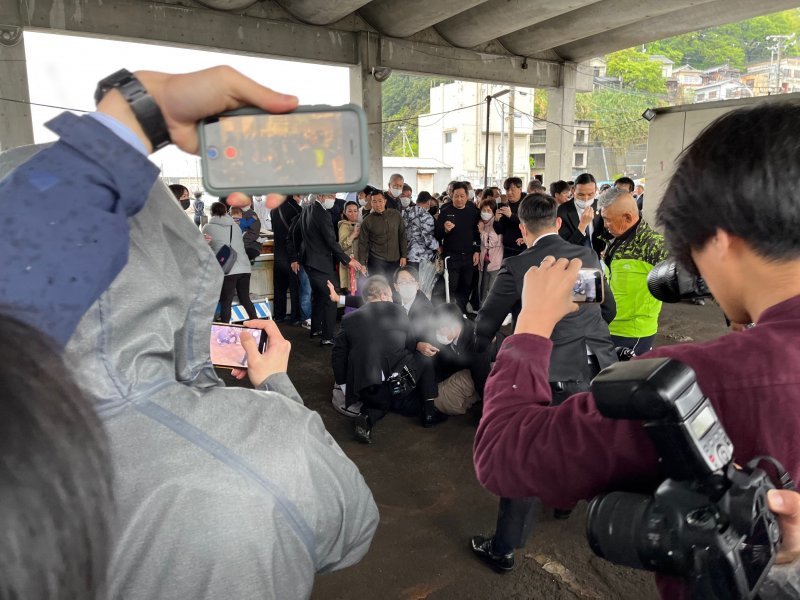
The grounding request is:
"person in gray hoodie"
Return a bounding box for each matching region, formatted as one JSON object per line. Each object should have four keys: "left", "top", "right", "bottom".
{"left": 0, "top": 64, "right": 379, "bottom": 600}
{"left": 203, "top": 201, "right": 258, "bottom": 323}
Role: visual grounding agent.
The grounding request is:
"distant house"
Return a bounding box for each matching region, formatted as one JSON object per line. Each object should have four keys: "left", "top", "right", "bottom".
{"left": 381, "top": 157, "right": 452, "bottom": 196}
{"left": 648, "top": 54, "right": 675, "bottom": 78}
{"left": 693, "top": 80, "right": 752, "bottom": 103}
{"left": 742, "top": 56, "right": 800, "bottom": 95}
{"left": 667, "top": 64, "right": 706, "bottom": 104}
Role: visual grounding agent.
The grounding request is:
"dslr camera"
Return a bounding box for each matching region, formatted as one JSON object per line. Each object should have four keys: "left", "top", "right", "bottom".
{"left": 387, "top": 365, "right": 416, "bottom": 397}
{"left": 647, "top": 258, "right": 710, "bottom": 303}
{"left": 586, "top": 358, "right": 793, "bottom": 599}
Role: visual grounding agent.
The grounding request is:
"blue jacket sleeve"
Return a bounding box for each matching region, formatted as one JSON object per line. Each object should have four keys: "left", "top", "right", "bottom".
{"left": 0, "top": 112, "right": 159, "bottom": 348}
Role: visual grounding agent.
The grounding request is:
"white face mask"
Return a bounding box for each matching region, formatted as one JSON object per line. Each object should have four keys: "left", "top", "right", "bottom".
{"left": 480, "top": 211, "right": 493, "bottom": 222}
{"left": 322, "top": 199, "right": 336, "bottom": 210}
{"left": 400, "top": 197, "right": 412, "bottom": 208}
{"left": 390, "top": 186, "right": 403, "bottom": 197}
{"left": 435, "top": 332, "right": 452, "bottom": 346}
{"left": 468, "top": 189, "right": 475, "bottom": 201}
{"left": 358, "top": 199, "right": 367, "bottom": 207}
{"left": 397, "top": 283, "right": 417, "bottom": 302}
{"left": 575, "top": 199, "right": 592, "bottom": 211}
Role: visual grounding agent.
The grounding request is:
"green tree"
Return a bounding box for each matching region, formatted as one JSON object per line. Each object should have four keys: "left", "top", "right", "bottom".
{"left": 606, "top": 49, "right": 667, "bottom": 93}
{"left": 381, "top": 74, "right": 450, "bottom": 156}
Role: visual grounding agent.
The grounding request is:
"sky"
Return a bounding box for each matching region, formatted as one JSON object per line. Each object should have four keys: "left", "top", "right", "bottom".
{"left": 24, "top": 31, "right": 351, "bottom": 177}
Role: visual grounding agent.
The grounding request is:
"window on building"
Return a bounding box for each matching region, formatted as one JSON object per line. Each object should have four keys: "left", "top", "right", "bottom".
{"left": 697, "top": 93, "right": 705, "bottom": 101}
{"left": 593, "top": 67, "right": 601, "bottom": 77}
{"left": 575, "top": 129, "right": 586, "bottom": 144}
{"left": 532, "top": 129, "right": 547, "bottom": 144}
{"left": 444, "top": 132, "right": 453, "bottom": 144}
{"left": 709, "top": 90, "right": 718, "bottom": 99}
{"left": 574, "top": 152, "right": 585, "bottom": 167}
{"left": 532, "top": 153, "right": 546, "bottom": 168}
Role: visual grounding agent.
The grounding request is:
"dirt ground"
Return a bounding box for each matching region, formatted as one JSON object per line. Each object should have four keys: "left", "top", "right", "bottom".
{"left": 223, "top": 299, "right": 728, "bottom": 600}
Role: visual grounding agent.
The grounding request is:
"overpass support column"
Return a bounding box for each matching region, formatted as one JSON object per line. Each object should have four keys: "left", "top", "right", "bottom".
{"left": 0, "top": 3, "right": 34, "bottom": 151}
{"left": 350, "top": 32, "right": 383, "bottom": 187}
{"left": 544, "top": 62, "right": 577, "bottom": 184}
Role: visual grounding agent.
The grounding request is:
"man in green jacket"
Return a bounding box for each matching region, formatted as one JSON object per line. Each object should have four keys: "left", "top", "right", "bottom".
{"left": 601, "top": 189, "right": 668, "bottom": 355}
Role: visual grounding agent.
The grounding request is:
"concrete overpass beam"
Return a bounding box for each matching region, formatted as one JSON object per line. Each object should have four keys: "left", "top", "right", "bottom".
{"left": 275, "top": 0, "right": 372, "bottom": 26}
{"left": 544, "top": 63, "right": 577, "bottom": 185}
{"left": 0, "top": 3, "right": 33, "bottom": 151}
{"left": 350, "top": 33, "right": 383, "bottom": 186}
{"left": 358, "top": 0, "right": 486, "bottom": 39}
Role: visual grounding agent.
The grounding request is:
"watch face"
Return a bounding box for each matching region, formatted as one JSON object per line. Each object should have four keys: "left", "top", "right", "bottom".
{"left": 94, "top": 69, "right": 133, "bottom": 104}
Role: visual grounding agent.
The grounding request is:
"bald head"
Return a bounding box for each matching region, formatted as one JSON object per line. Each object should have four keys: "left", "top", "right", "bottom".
{"left": 602, "top": 192, "right": 640, "bottom": 237}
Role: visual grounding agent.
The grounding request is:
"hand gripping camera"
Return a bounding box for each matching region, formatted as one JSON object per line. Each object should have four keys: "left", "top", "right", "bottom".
{"left": 586, "top": 358, "right": 794, "bottom": 600}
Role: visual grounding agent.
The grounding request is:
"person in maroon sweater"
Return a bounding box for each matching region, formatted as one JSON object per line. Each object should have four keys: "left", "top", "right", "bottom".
{"left": 473, "top": 103, "right": 800, "bottom": 599}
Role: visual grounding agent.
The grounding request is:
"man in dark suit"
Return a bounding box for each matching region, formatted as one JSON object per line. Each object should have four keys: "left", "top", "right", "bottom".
{"left": 289, "top": 194, "right": 363, "bottom": 345}
{"left": 557, "top": 172, "right": 606, "bottom": 258}
{"left": 470, "top": 193, "right": 618, "bottom": 573}
{"left": 332, "top": 276, "right": 447, "bottom": 444}
{"left": 270, "top": 194, "right": 302, "bottom": 323}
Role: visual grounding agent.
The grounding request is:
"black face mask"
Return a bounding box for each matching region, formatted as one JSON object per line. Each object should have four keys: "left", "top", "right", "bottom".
{"left": 180, "top": 199, "right": 191, "bottom": 210}
{"left": 429, "top": 207, "right": 439, "bottom": 217}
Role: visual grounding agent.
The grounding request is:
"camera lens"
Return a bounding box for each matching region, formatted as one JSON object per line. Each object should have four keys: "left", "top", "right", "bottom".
{"left": 587, "top": 492, "right": 651, "bottom": 570}
{"left": 646, "top": 259, "right": 682, "bottom": 303}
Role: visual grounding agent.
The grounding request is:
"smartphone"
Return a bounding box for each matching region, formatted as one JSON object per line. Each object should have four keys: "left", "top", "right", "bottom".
{"left": 572, "top": 268, "right": 604, "bottom": 303}
{"left": 199, "top": 105, "right": 369, "bottom": 196}
{"left": 210, "top": 323, "right": 267, "bottom": 369}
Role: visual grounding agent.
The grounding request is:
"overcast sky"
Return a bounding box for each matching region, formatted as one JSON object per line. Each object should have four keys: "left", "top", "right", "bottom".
{"left": 24, "top": 31, "right": 350, "bottom": 177}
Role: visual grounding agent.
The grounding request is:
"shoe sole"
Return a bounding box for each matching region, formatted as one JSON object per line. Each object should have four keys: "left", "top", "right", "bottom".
{"left": 470, "top": 546, "right": 514, "bottom": 573}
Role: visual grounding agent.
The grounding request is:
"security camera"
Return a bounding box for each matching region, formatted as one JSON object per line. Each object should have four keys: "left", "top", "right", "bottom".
{"left": 372, "top": 67, "right": 392, "bottom": 83}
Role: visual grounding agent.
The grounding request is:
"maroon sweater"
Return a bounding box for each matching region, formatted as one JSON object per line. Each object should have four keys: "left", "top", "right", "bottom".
{"left": 474, "top": 295, "right": 800, "bottom": 598}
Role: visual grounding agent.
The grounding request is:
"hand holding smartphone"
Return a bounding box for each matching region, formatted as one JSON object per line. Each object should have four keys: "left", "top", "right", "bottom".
{"left": 571, "top": 268, "right": 604, "bottom": 303}
{"left": 210, "top": 323, "right": 267, "bottom": 369}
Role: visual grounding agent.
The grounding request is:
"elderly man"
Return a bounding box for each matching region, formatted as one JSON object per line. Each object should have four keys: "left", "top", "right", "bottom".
{"left": 601, "top": 188, "right": 668, "bottom": 355}
{"left": 384, "top": 173, "right": 404, "bottom": 211}
{"left": 358, "top": 192, "right": 407, "bottom": 281}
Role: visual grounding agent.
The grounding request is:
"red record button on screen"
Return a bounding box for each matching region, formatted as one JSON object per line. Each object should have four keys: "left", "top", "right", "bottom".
{"left": 224, "top": 146, "right": 237, "bottom": 159}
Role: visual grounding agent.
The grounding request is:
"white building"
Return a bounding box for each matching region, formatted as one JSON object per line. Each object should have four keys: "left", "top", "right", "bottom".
{"left": 694, "top": 80, "right": 753, "bottom": 103}
{"left": 418, "top": 81, "right": 535, "bottom": 187}
{"left": 648, "top": 55, "right": 675, "bottom": 78}
{"left": 381, "top": 157, "right": 452, "bottom": 196}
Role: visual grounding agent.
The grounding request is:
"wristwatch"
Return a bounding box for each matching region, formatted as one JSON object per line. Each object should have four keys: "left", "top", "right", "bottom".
{"left": 94, "top": 69, "right": 171, "bottom": 151}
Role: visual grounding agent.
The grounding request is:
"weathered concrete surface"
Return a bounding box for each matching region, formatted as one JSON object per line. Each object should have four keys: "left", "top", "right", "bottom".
{"left": 223, "top": 299, "right": 728, "bottom": 599}
{"left": 0, "top": 3, "right": 33, "bottom": 151}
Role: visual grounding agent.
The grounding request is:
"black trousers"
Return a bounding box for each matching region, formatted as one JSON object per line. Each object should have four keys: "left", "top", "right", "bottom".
{"left": 367, "top": 256, "right": 400, "bottom": 282}
{"left": 306, "top": 265, "right": 337, "bottom": 340}
{"left": 272, "top": 257, "right": 300, "bottom": 322}
{"left": 218, "top": 273, "right": 257, "bottom": 323}
{"left": 444, "top": 253, "right": 475, "bottom": 312}
{"left": 493, "top": 357, "right": 601, "bottom": 554}
{"left": 359, "top": 354, "right": 437, "bottom": 425}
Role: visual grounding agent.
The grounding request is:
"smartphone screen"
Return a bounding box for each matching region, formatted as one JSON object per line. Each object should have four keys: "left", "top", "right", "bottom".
{"left": 210, "top": 323, "right": 266, "bottom": 369}
{"left": 202, "top": 109, "right": 363, "bottom": 191}
{"left": 572, "top": 268, "right": 604, "bottom": 303}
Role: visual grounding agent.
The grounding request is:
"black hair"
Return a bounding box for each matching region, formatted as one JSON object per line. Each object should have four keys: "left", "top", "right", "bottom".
{"left": 433, "top": 302, "right": 465, "bottom": 327}
{"left": 567, "top": 180, "right": 575, "bottom": 186}
{"left": 361, "top": 275, "right": 392, "bottom": 302}
{"left": 0, "top": 316, "right": 114, "bottom": 599}
{"left": 614, "top": 177, "right": 635, "bottom": 193}
{"left": 451, "top": 181, "right": 469, "bottom": 195}
{"left": 518, "top": 193, "right": 558, "bottom": 233}
{"left": 503, "top": 177, "right": 523, "bottom": 191}
{"left": 394, "top": 266, "right": 420, "bottom": 283}
{"left": 344, "top": 200, "right": 359, "bottom": 211}
{"left": 550, "top": 180, "right": 569, "bottom": 196}
{"left": 168, "top": 184, "right": 188, "bottom": 200}
{"left": 210, "top": 202, "right": 228, "bottom": 217}
{"left": 658, "top": 103, "right": 800, "bottom": 270}
{"left": 402, "top": 183, "right": 412, "bottom": 193}
{"left": 573, "top": 173, "right": 596, "bottom": 187}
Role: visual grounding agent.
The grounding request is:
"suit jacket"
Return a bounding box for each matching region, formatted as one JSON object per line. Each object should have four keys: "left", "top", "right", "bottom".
{"left": 332, "top": 301, "right": 415, "bottom": 405}
{"left": 557, "top": 199, "right": 606, "bottom": 257}
{"left": 293, "top": 201, "right": 350, "bottom": 274}
{"left": 474, "top": 233, "right": 617, "bottom": 383}
{"left": 435, "top": 319, "right": 492, "bottom": 397}
{"left": 344, "top": 290, "right": 433, "bottom": 344}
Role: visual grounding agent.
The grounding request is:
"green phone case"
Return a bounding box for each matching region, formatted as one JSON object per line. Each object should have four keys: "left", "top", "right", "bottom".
{"left": 198, "top": 104, "right": 369, "bottom": 196}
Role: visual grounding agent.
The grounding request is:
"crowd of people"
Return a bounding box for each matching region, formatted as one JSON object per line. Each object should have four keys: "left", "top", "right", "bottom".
{"left": 1, "top": 65, "right": 799, "bottom": 600}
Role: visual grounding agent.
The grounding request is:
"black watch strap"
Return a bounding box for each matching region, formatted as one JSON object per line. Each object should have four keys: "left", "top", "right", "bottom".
{"left": 94, "top": 69, "right": 171, "bottom": 151}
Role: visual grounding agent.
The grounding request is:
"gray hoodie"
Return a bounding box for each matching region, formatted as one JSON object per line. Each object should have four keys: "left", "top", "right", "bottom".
{"left": 0, "top": 145, "right": 378, "bottom": 600}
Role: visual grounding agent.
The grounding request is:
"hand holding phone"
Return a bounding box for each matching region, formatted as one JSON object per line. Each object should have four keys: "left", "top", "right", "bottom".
{"left": 444, "top": 220, "right": 455, "bottom": 232}
{"left": 228, "top": 319, "right": 292, "bottom": 388}
{"left": 210, "top": 323, "right": 266, "bottom": 369}
{"left": 571, "top": 268, "right": 604, "bottom": 303}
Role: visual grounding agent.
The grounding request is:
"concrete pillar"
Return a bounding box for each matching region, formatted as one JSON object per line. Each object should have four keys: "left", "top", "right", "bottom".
{"left": 349, "top": 32, "right": 383, "bottom": 187}
{"left": 0, "top": 5, "right": 34, "bottom": 151}
{"left": 544, "top": 63, "right": 577, "bottom": 185}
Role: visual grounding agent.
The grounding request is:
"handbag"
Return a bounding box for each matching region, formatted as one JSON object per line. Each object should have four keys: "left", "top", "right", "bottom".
{"left": 215, "top": 226, "right": 238, "bottom": 274}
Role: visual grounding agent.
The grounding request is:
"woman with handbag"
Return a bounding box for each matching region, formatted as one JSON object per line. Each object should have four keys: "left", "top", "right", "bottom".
{"left": 338, "top": 201, "right": 361, "bottom": 293}
{"left": 202, "top": 202, "right": 258, "bottom": 323}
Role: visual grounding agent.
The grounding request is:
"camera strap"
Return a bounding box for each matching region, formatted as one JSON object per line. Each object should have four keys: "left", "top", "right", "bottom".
{"left": 746, "top": 456, "right": 796, "bottom": 491}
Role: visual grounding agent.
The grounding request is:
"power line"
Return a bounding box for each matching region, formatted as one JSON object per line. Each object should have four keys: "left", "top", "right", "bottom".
{"left": 494, "top": 98, "right": 645, "bottom": 133}
{"left": 370, "top": 101, "right": 484, "bottom": 126}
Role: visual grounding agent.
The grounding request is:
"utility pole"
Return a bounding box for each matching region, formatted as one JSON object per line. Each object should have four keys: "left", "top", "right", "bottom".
{"left": 483, "top": 87, "right": 510, "bottom": 187}
{"left": 497, "top": 101, "right": 505, "bottom": 183}
{"left": 506, "top": 87, "right": 515, "bottom": 178}
{"left": 767, "top": 34, "right": 796, "bottom": 94}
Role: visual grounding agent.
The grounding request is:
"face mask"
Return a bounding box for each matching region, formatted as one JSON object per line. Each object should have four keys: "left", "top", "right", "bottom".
{"left": 180, "top": 200, "right": 191, "bottom": 210}
{"left": 400, "top": 197, "right": 412, "bottom": 208}
{"left": 322, "top": 199, "right": 336, "bottom": 210}
{"left": 480, "top": 211, "right": 493, "bottom": 222}
{"left": 397, "top": 283, "right": 417, "bottom": 302}
{"left": 429, "top": 207, "right": 439, "bottom": 217}
{"left": 435, "top": 332, "right": 452, "bottom": 346}
{"left": 575, "top": 199, "right": 592, "bottom": 211}
{"left": 468, "top": 190, "right": 475, "bottom": 201}
{"left": 358, "top": 198, "right": 367, "bottom": 207}
{"left": 390, "top": 186, "right": 403, "bottom": 197}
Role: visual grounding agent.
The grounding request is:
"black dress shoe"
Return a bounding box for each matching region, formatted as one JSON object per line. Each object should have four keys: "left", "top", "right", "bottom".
{"left": 353, "top": 414, "right": 372, "bottom": 444}
{"left": 470, "top": 536, "right": 514, "bottom": 573}
{"left": 421, "top": 400, "right": 448, "bottom": 428}
{"left": 553, "top": 508, "right": 572, "bottom": 520}
{"left": 310, "top": 330, "right": 323, "bottom": 338}
{"left": 320, "top": 339, "right": 334, "bottom": 346}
